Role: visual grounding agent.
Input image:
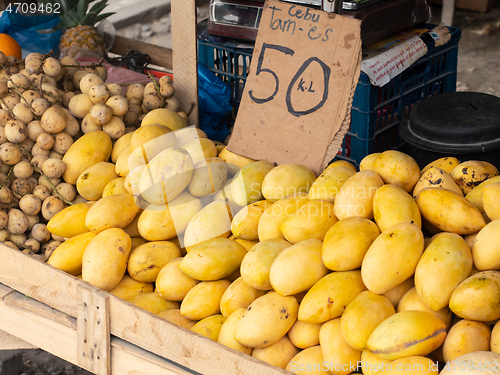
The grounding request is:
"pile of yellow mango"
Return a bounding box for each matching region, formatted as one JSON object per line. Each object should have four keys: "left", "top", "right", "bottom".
{"left": 45, "top": 141, "right": 500, "bottom": 375}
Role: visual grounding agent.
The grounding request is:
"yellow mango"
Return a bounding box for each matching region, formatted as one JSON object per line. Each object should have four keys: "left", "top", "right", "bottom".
{"left": 180, "top": 280, "right": 230, "bottom": 320}
{"left": 374, "top": 356, "right": 438, "bottom": 375}
{"left": 174, "top": 127, "right": 207, "bottom": 148}
{"left": 47, "top": 202, "right": 94, "bottom": 238}
{"left": 232, "top": 238, "right": 258, "bottom": 251}
{"left": 359, "top": 153, "right": 381, "bottom": 172}
{"left": 231, "top": 161, "right": 274, "bottom": 206}
{"left": 130, "top": 124, "right": 175, "bottom": 163}
{"left": 308, "top": 166, "right": 356, "bottom": 203}
{"left": 333, "top": 170, "right": 384, "bottom": 220}
{"left": 109, "top": 274, "right": 154, "bottom": 301}
{"left": 322, "top": 217, "right": 380, "bottom": 271}
{"left": 416, "top": 187, "right": 486, "bottom": 235}
{"left": 129, "top": 292, "right": 179, "bottom": 315}
{"left": 240, "top": 238, "right": 291, "bottom": 290}
{"left": 320, "top": 318, "right": 361, "bottom": 375}
{"left": 443, "top": 319, "right": 491, "bottom": 362}
{"left": 231, "top": 200, "right": 273, "bottom": 240}
{"left": 182, "top": 138, "right": 217, "bottom": 165}
{"left": 157, "top": 309, "right": 196, "bottom": 329}
{"left": 367, "top": 311, "right": 447, "bottom": 360}
{"left": 466, "top": 176, "right": 500, "bottom": 213}
{"left": 361, "top": 222, "right": 424, "bottom": 294}
{"left": 421, "top": 157, "right": 461, "bottom": 175}
{"left": 218, "top": 309, "right": 252, "bottom": 354}
{"left": 257, "top": 192, "right": 309, "bottom": 241}
{"left": 77, "top": 162, "right": 119, "bottom": 201}
{"left": 122, "top": 209, "right": 142, "bottom": 238}
{"left": 138, "top": 147, "right": 194, "bottom": 204}
{"left": 138, "top": 192, "right": 202, "bottom": 241}
{"left": 261, "top": 164, "right": 316, "bottom": 202}
{"left": 219, "top": 277, "right": 266, "bottom": 318}
{"left": 372, "top": 151, "right": 420, "bottom": 192}
{"left": 281, "top": 200, "right": 338, "bottom": 243}
{"left": 451, "top": 160, "right": 499, "bottom": 195}
{"left": 47, "top": 232, "right": 96, "bottom": 275}
{"left": 183, "top": 200, "right": 233, "bottom": 252}
{"left": 131, "top": 237, "right": 148, "bottom": 250}
{"left": 340, "top": 291, "right": 395, "bottom": 351}
{"left": 492, "top": 320, "right": 500, "bottom": 353}
{"left": 179, "top": 238, "right": 247, "bottom": 281}
{"left": 127, "top": 241, "right": 180, "bottom": 282}
{"left": 191, "top": 314, "right": 226, "bottom": 342}
{"left": 270, "top": 239, "right": 328, "bottom": 296}
{"left": 285, "top": 346, "right": 327, "bottom": 374}
{"left": 298, "top": 270, "right": 367, "bottom": 324}
{"left": 449, "top": 271, "right": 500, "bottom": 321}
{"left": 397, "top": 288, "right": 452, "bottom": 329}
{"left": 102, "top": 177, "right": 128, "bottom": 197}
{"left": 360, "top": 350, "right": 393, "bottom": 375}
{"left": 440, "top": 351, "right": 500, "bottom": 375}
{"left": 383, "top": 276, "right": 415, "bottom": 308}
{"left": 212, "top": 178, "right": 244, "bottom": 216}
{"left": 484, "top": 182, "right": 500, "bottom": 221}
{"left": 414, "top": 232, "right": 472, "bottom": 311}
{"left": 85, "top": 193, "right": 141, "bottom": 233}
{"left": 111, "top": 132, "right": 134, "bottom": 163}
{"left": 235, "top": 291, "right": 298, "bottom": 349}
{"left": 252, "top": 335, "right": 300, "bottom": 369}
{"left": 218, "top": 147, "right": 255, "bottom": 176}
{"left": 374, "top": 184, "right": 422, "bottom": 232}
{"left": 288, "top": 320, "right": 322, "bottom": 349}
{"left": 114, "top": 145, "right": 133, "bottom": 177}
{"left": 155, "top": 258, "right": 199, "bottom": 301}
{"left": 62, "top": 131, "right": 112, "bottom": 184}
{"left": 473, "top": 219, "right": 500, "bottom": 270}
{"left": 325, "top": 160, "right": 357, "bottom": 173}
{"left": 413, "top": 167, "right": 462, "bottom": 198}
{"left": 188, "top": 157, "right": 228, "bottom": 198}
{"left": 82, "top": 228, "right": 132, "bottom": 291}
{"left": 141, "top": 108, "right": 187, "bottom": 131}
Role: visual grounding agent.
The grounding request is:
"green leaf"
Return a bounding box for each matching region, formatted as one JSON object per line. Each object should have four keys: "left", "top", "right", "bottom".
{"left": 89, "top": 0, "right": 107, "bottom": 16}
{"left": 81, "top": 11, "right": 96, "bottom": 26}
{"left": 77, "top": 0, "right": 88, "bottom": 17}
{"left": 94, "top": 12, "right": 115, "bottom": 23}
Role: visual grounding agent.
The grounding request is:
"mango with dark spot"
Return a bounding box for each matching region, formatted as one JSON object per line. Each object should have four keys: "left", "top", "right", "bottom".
{"left": 367, "top": 310, "right": 446, "bottom": 360}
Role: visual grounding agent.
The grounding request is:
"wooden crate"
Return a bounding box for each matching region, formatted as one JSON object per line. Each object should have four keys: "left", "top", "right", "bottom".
{"left": 0, "top": 243, "right": 289, "bottom": 375}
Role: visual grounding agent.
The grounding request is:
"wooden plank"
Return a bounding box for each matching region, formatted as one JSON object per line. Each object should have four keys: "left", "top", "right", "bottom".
{"left": 0, "top": 330, "right": 37, "bottom": 350}
{"left": 109, "top": 35, "right": 173, "bottom": 70}
{"left": 77, "top": 284, "right": 111, "bottom": 375}
{"left": 0, "top": 244, "right": 79, "bottom": 317}
{"left": 0, "top": 283, "right": 13, "bottom": 300}
{"left": 0, "top": 292, "right": 78, "bottom": 365}
{"left": 111, "top": 338, "right": 198, "bottom": 375}
{"left": 171, "top": 0, "right": 199, "bottom": 126}
{"left": 4, "top": 291, "right": 76, "bottom": 329}
{"left": 108, "top": 298, "right": 289, "bottom": 375}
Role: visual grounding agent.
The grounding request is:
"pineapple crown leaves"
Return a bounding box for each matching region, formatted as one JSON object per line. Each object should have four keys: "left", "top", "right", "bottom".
{"left": 38, "top": 0, "right": 115, "bottom": 31}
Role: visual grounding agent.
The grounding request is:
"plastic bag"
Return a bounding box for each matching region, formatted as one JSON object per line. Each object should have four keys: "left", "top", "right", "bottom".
{"left": 0, "top": 11, "right": 62, "bottom": 55}
{"left": 198, "top": 62, "right": 232, "bottom": 142}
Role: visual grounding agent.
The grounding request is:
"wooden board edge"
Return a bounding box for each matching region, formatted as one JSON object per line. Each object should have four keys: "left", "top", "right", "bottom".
{"left": 0, "top": 329, "right": 37, "bottom": 350}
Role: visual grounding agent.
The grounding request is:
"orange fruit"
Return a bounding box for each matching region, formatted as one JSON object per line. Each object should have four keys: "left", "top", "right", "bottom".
{"left": 0, "top": 34, "right": 22, "bottom": 59}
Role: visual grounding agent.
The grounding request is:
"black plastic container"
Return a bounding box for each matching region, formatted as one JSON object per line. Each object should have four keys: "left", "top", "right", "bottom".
{"left": 400, "top": 92, "right": 500, "bottom": 169}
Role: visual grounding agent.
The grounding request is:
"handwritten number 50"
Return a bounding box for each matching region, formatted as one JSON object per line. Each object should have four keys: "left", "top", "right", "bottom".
{"left": 248, "top": 43, "right": 331, "bottom": 117}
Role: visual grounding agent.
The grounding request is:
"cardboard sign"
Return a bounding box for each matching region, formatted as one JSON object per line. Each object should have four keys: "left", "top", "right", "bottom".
{"left": 227, "top": 0, "right": 362, "bottom": 175}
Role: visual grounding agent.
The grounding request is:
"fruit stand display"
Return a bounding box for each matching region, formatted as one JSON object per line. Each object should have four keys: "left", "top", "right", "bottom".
{"left": 1, "top": 1, "right": 500, "bottom": 375}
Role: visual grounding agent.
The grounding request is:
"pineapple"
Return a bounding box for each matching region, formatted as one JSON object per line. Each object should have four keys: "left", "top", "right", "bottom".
{"left": 48, "top": 0, "right": 115, "bottom": 57}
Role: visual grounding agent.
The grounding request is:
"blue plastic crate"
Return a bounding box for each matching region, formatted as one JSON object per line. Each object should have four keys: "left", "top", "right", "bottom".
{"left": 198, "top": 25, "right": 461, "bottom": 166}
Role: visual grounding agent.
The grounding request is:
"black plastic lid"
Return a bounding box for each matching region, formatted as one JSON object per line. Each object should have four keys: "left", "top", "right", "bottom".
{"left": 400, "top": 92, "right": 500, "bottom": 153}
